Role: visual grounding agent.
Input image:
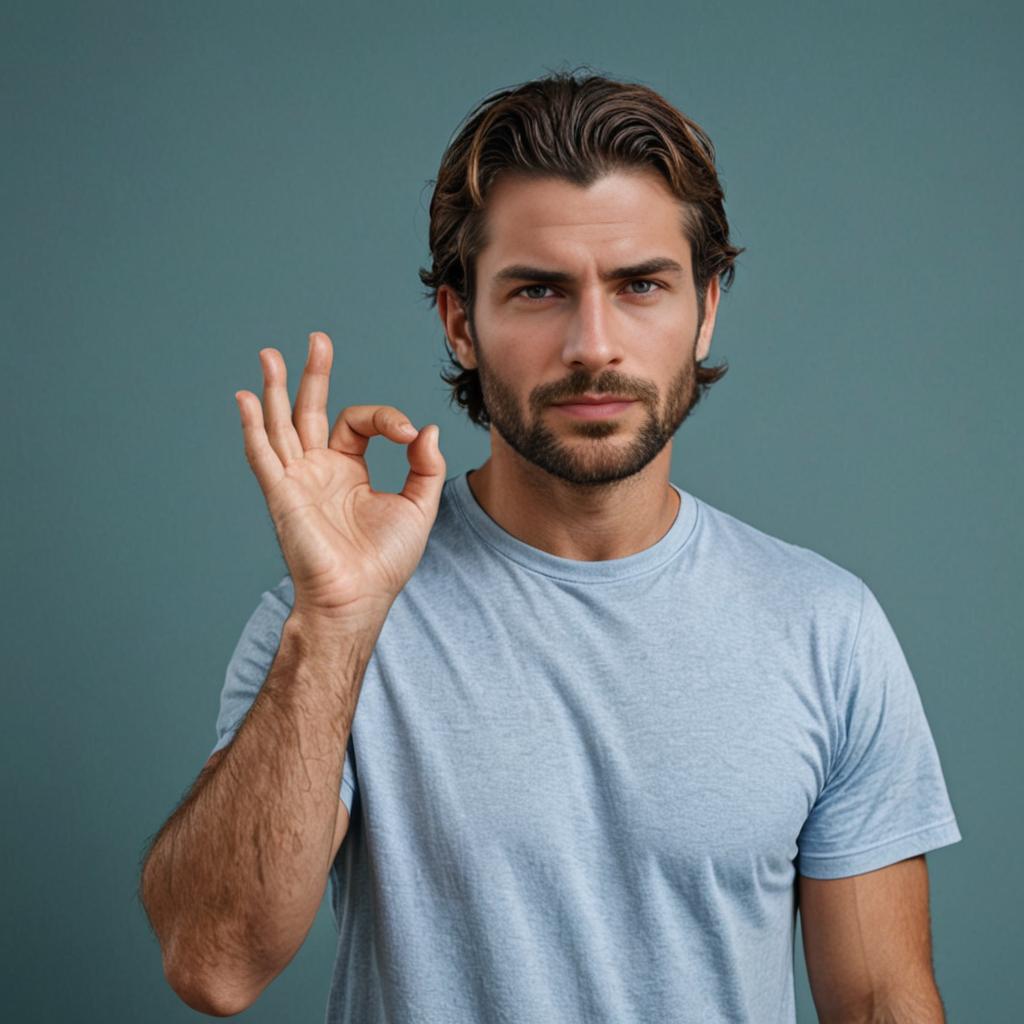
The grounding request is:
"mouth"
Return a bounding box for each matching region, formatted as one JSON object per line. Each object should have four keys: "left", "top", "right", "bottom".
{"left": 553, "top": 393, "right": 635, "bottom": 405}
{"left": 552, "top": 397, "right": 637, "bottom": 419}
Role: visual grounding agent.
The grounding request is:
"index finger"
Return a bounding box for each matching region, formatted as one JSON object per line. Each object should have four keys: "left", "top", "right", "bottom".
{"left": 328, "top": 405, "right": 420, "bottom": 458}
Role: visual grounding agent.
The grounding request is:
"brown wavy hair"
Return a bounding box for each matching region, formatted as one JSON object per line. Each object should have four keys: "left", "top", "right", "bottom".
{"left": 418, "top": 66, "right": 745, "bottom": 429}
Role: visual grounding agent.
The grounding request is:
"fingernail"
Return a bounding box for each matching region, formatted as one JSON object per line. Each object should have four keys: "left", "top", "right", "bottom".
{"left": 399, "top": 422, "right": 417, "bottom": 435}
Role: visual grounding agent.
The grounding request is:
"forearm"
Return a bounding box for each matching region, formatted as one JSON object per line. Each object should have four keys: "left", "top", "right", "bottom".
{"left": 141, "top": 609, "right": 382, "bottom": 1012}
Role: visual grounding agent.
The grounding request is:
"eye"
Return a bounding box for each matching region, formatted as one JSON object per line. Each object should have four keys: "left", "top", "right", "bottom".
{"left": 626, "top": 279, "right": 663, "bottom": 296}
{"left": 516, "top": 284, "right": 556, "bottom": 300}
{"left": 512, "top": 280, "right": 665, "bottom": 301}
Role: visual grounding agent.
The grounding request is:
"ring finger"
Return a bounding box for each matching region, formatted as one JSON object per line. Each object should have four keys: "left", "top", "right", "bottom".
{"left": 259, "top": 348, "right": 304, "bottom": 465}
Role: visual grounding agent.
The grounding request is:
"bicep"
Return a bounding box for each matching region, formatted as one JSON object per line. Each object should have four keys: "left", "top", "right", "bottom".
{"left": 798, "top": 855, "right": 935, "bottom": 1020}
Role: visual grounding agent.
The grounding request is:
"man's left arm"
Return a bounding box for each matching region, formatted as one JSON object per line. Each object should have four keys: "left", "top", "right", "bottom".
{"left": 798, "top": 854, "right": 947, "bottom": 1023}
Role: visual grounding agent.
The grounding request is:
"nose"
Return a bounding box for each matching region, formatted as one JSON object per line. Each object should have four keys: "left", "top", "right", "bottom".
{"left": 560, "top": 285, "right": 625, "bottom": 373}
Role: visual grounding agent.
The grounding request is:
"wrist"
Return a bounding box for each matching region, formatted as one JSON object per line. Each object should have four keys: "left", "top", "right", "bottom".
{"left": 289, "top": 593, "right": 391, "bottom": 621}
{"left": 285, "top": 602, "right": 390, "bottom": 651}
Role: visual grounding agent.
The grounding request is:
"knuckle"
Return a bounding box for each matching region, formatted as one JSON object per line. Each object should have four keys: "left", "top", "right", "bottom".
{"left": 371, "top": 407, "right": 396, "bottom": 430}
{"left": 337, "top": 404, "right": 407, "bottom": 436}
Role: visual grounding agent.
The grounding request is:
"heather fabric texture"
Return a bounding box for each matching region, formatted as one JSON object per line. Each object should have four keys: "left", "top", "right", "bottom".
{"left": 211, "top": 471, "right": 962, "bottom": 1024}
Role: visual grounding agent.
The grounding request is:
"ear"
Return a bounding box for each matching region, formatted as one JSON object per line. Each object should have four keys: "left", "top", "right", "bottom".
{"left": 437, "top": 285, "right": 478, "bottom": 370}
{"left": 695, "top": 274, "right": 721, "bottom": 362}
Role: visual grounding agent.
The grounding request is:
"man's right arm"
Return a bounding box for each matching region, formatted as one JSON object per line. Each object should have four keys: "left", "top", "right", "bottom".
{"left": 139, "top": 608, "right": 382, "bottom": 1017}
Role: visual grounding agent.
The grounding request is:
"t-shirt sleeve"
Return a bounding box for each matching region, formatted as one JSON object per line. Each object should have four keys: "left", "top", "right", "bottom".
{"left": 209, "top": 573, "right": 358, "bottom": 816}
{"left": 795, "top": 579, "right": 961, "bottom": 878}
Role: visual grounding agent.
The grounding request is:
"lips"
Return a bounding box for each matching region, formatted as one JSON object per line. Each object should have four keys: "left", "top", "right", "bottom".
{"left": 554, "top": 395, "right": 635, "bottom": 405}
{"left": 553, "top": 398, "right": 636, "bottom": 420}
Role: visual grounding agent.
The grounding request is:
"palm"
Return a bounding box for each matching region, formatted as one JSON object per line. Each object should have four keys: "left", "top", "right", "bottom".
{"left": 236, "top": 333, "right": 445, "bottom": 618}
{"left": 264, "top": 448, "right": 434, "bottom": 608}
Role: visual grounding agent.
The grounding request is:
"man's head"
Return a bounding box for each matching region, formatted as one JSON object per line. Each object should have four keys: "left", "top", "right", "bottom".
{"left": 419, "top": 69, "right": 744, "bottom": 485}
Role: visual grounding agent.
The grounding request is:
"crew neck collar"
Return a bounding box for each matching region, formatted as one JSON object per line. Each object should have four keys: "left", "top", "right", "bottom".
{"left": 448, "top": 470, "right": 699, "bottom": 583}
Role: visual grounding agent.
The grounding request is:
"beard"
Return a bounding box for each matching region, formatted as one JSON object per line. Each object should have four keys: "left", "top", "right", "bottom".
{"left": 470, "top": 324, "right": 702, "bottom": 488}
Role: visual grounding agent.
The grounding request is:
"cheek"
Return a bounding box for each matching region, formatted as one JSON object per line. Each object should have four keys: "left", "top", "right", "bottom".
{"left": 484, "top": 326, "right": 547, "bottom": 376}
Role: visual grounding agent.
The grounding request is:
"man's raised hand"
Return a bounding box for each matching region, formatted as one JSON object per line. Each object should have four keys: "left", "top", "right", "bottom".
{"left": 234, "top": 331, "right": 446, "bottom": 622}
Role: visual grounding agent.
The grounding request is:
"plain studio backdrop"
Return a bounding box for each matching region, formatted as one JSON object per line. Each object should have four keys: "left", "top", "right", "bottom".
{"left": 2, "top": 1, "right": 1019, "bottom": 1020}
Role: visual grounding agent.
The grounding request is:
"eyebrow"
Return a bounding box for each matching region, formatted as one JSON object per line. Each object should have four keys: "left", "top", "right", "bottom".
{"left": 493, "top": 256, "right": 685, "bottom": 286}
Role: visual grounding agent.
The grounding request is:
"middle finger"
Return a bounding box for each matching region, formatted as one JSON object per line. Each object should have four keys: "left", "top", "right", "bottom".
{"left": 292, "top": 332, "right": 333, "bottom": 450}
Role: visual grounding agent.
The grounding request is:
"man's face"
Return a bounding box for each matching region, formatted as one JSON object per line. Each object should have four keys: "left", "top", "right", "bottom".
{"left": 447, "top": 168, "right": 719, "bottom": 487}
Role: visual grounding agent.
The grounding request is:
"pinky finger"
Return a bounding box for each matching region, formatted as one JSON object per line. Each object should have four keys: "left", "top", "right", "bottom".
{"left": 235, "top": 390, "right": 286, "bottom": 494}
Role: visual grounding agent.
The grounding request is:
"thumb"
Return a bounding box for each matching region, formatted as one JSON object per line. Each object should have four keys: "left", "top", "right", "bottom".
{"left": 400, "top": 425, "right": 446, "bottom": 513}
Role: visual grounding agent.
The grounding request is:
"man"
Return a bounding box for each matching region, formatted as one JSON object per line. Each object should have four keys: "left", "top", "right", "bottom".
{"left": 140, "top": 70, "right": 962, "bottom": 1022}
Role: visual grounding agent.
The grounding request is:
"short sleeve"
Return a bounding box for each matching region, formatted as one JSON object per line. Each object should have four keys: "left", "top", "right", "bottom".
{"left": 796, "top": 580, "right": 962, "bottom": 878}
{"left": 210, "top": 574, "right": 358, "bottom": 815}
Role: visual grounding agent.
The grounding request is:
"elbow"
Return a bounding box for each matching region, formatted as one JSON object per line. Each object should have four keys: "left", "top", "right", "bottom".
{"left": 814, "top": 984, "right": 946, "bottom": 1024}
{"left": 164, "top": 958, "right": 261, "bottom": 1018}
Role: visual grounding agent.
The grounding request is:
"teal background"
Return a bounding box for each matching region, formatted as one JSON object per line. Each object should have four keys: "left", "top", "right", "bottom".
{"left": 3, "top": 0, "right": 1018, "bottom": 1019}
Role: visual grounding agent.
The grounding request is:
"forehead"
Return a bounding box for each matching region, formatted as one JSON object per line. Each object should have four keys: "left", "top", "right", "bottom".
{"left": 476, "top": 169, "right": 690, "bottom": 274}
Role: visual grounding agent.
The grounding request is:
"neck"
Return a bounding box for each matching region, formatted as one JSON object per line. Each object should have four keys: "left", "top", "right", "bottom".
{"left": 466, "top": 444, "right": 680, "bottom": 562}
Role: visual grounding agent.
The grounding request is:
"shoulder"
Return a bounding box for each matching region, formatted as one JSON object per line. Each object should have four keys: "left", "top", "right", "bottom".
{"left": 692, "top": 493, "right": 865, "bottom": 629}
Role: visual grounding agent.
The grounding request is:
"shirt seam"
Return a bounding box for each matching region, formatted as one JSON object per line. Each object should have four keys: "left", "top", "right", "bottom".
{"left": 823, "top": 577, "right": 868, "bottom": 783}
{"left": 448, "top": 477, "right": 700, "bottom": 584}
{"left": 798, "top": 815, "right": 959, "bottom": 860}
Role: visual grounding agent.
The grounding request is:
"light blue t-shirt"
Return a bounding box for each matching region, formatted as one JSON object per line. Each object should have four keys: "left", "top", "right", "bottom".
{"left": 211, "top": 471, "right": 962, "bottom": 1023}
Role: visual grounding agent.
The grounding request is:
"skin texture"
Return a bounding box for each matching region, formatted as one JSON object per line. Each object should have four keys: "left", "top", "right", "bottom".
{"left": 798, "top": 854, "right": 947, "bottom": 1021}
{"left": 438, "top": 168, "right": 720, "bottom": 562}
{"left": 141, "top": 611, "right": 385, "bottom": 1016}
